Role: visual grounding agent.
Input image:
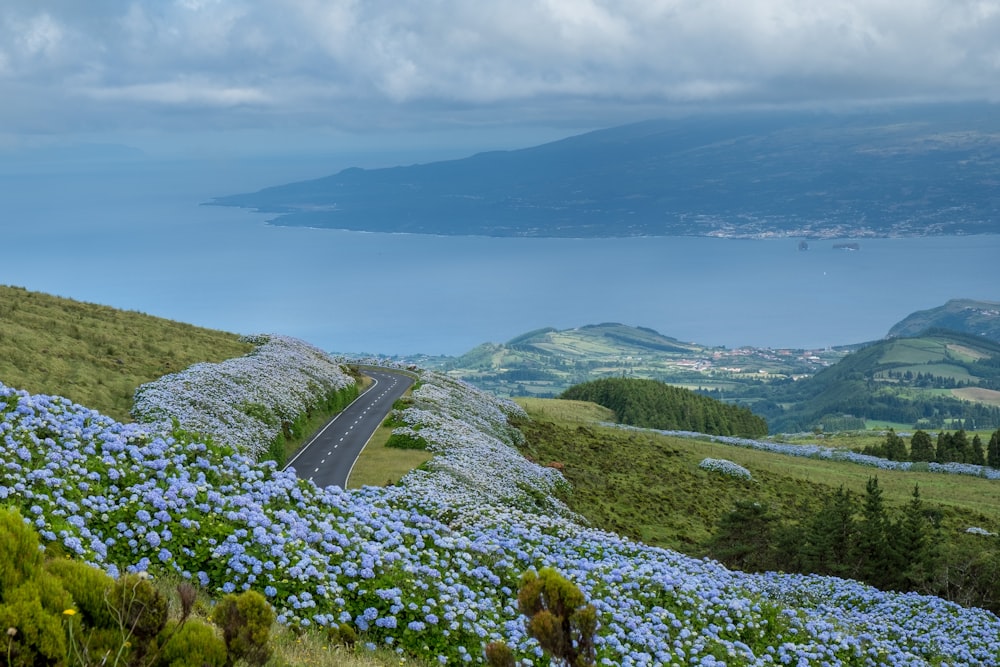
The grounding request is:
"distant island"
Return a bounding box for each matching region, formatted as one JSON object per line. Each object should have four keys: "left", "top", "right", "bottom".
{"left": 211, "top": 103, "right": 1000, "bottom": 239}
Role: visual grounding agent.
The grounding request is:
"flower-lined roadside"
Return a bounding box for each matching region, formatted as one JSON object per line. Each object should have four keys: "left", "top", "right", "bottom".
{"left": 132, "top": 335, "right": 356, "bottom": 461}
{"left": 2, "top": 342, "right": 1000, "bottom": 665}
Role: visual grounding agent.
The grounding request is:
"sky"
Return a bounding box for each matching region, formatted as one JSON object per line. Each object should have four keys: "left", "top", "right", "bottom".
{"left": 2, "top": 0, "right": 999, "bottom": 157}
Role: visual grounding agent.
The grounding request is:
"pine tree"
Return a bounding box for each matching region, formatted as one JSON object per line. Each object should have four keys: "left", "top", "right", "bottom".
{"left": 800, "top": 486, "right": 856, "bottom": 578}
{"left": 707, "top": 501, "right": 776, "bottom": 572}
{"left": 971, "top": 434, "right": 986, "bottom": 466}
{"left": 884, "top": 429, "right": 906, "bottom": 461}
{"left": 890, "top": 485, "right": 940, "bottom": 591}
{"left": 935, "top": 431, "right": 953, "bottom": 463}
{"left": 989, "top": 429, "right": 1000, "bottom": 469}
{"left": 854, "top": 476, "right": 891, "bottom": 587}
{"left": 909, "top": 430, "right": 935, "bottom": 462}
{"left": 952, "top": 430, "right": 970, "bottom": 463}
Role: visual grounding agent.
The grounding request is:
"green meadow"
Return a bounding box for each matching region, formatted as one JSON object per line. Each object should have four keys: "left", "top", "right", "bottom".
{"left": 515, "top": 397, "right": 1000, "bottom": 554}
{"left": 0, "top": 285, "right": 253, "bottom": 421}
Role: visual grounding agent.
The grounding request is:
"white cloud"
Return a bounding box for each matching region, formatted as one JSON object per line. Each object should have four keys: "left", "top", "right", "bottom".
{"left": 0, "top": 0, "right": 997, "bottom": 140}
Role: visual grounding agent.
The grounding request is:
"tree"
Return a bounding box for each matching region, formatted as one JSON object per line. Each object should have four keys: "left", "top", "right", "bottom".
{"left": 935, "top": 431, "right": 954, "bottom": 463}
{"left": 909, "top": 430, "right": 935, "bottom": 462}
{"left": 890, "top": 485, "right": 940, "bottom": 591}
{"left": 972, "top": 434, "right": 986, "bottom": 466}
{"left": 707, "top": 501, "right": 776, "bottom": 572}
{"left": 800, "top": 486, "right": 856, "bottom": 578}
{"left": 517, "top": 568, "right": 596, "bottom": 667}
{"left": 854, "top": 477, "right": 892, "bottom": 586}
{"left": 952, "top": 429, "right": 970, "bottom": 463}
{"left": 989, "top": 429, "right": 1000, "bottom": 468}
{"left": 884, "top": 429, "right": 906, "bottom": 461}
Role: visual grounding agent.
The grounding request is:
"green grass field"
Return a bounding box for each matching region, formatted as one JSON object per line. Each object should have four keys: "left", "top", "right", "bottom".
{"left": 515, "top": 398, "right": 1000, "bottom": 554}
{"left": 0, "top": 285, "right": 253, "bottom": 421}
{"left": 348, "top": 380, "right": 433, "bottom": 489}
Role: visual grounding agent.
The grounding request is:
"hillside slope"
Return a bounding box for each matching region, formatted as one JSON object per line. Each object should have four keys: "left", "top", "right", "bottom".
{"left": 888, "top": 298, "right": 1000, "bottom": 342}
{"left": 0, "top": 284, "right": 252, "bottom": 421}
{"left": 427, "top": 322, "right": 847, "bottom": 398}
{"left": 212, "top": 104, "right": 1000, "bottom": 238}
{"left": 4, "top": 367, "right": 1000, "bottom": 665}
{"left": 759, "top": 330, "right": 1000, "bottom": 431}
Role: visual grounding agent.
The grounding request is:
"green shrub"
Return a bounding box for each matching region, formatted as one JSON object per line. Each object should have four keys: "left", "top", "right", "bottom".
{"left": 518, "top": 567, "right": 596, "bottom": 667}
{"left": 325, "top": 622, "right": 358, "bottom": 648}
{"left": 158, "top": 619, "right": 227, "bottom": 667}
{"left": 484, "top": 640, "right": 516, "bottom": 667}
{"left": 0, "top": 508, "right": 44, "bottom": 592}
{"left": 106, "top": 574, "right": 169, "bottom": 662}
{"left": 44, "top": 557, "right": 117, "bottom": 629}
{"left": 0, "top": 507, "right": 75, "bottom": 666}
{"left": 385, "top": 431, "right": 429, "bottom": 450}
{"left": 211, "top": 590, "right": 275, "bottom": 667}
{"left": 0, "top": 581, "right": 69, "bottom": 666}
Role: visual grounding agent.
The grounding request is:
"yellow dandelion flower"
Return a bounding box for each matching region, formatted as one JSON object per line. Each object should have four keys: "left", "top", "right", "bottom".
{"left": 63, "top": 609, "right": 76, "bottom": 616}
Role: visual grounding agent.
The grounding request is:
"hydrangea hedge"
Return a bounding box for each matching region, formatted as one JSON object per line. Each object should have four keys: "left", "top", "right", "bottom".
{"left": 131, "top": 334, "right": 356, "bottom": 460}
{"left": 619, "top": 425, "right": 1000, "bottom": 481}
{"left": 2, "top": 342, "right": 1000, "bottom": 665}
{"left": 699, "top": 458, "right": 753, "bottom": 480}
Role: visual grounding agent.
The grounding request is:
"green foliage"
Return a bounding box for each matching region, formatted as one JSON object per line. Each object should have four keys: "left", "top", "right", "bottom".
{"left": 0, "top": 507, "right": 45, "bottom": 592}
{"left": 44, "top": 557, "right": 117, "bottom": 629}
{"left": 909, "top": 430, "right": 935, "bottom": 462}
{"left": 517, "top": 567, "right": 596, "bottom": 667}
{"left": 758, "top": 332, "right": 1000, "bottom": 432}
{"left": 325, "top": 622, "right": 358, "bottom": 648}
{"left": 158, "top": 619, "right": 227, "bottom": 667}
{"left": 385, "top": 431, "right": 430, "bottom": 450}
{"left": 797, "top": 486, "right": 857, "bottom": 578}
{"left": 211, "top": 590, "right": 275, "bottom": 667}
{"left": 0, "top": 581, "right": 68, "bottom": 666}
{"left": 0, "top": 507, "right": 73, "bottom": 666}
{"left": 107, "top": 574, "right": 169, "bottom": 663}
{"left": 0, "top": 284, "right": 253, "bottom": 421}
{"left": 990, "top": 429, "right": 1000, "bottom": 468}
{"left": 484, "top": 640, "right": 516, "bottom": 667}
{"left": 706, "top": 501, "right": 776, "bottom": 572}
{"left": 561, "top": 377, "right": 768, "bottom": 437}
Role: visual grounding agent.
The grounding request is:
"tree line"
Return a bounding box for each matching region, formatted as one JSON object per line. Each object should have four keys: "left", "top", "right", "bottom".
{"left": 858, "top": 428, "right": 1000, "bottom": 467}
{"left": 707, "top": 478, "right": 1000, "bottom": 613}
{"left": 560, "top": 377, "right": 768, "bottom": 438}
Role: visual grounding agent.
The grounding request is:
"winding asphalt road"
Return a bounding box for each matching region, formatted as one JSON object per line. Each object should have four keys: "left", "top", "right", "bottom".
{"left": 283, "top": 369, "right": 415, "bottom": 488}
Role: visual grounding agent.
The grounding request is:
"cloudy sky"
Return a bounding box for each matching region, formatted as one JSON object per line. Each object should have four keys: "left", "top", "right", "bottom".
{"left": 2, "top": 0, "right": 999, "bottom": 155}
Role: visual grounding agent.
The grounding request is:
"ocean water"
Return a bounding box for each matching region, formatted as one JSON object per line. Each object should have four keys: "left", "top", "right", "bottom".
{"left": 2, "top": 157, "right": 997, "bottom": 356}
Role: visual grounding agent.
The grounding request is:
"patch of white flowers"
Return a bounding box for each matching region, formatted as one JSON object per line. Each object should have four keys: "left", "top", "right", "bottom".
{"left": 131, "top": 335, "right": 354, "bottom": 459}
{"left": 699, "top": 457, "right": 752, "bottom": 480}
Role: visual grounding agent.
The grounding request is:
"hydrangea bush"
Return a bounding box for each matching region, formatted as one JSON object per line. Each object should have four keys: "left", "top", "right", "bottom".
{"left": 131, "top": 335, "right": 354, "bottom": 459}
{"left": 3, "top": 348, "right": 1000, "bottom": 665}
{"left": 699, "top": 458, "right": 753, "bottom": 480}
{"left": 616, "top": 425, "right": 1000, "bottom": 481}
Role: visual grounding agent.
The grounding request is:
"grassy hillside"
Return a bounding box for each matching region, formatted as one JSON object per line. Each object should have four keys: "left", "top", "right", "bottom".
{"left": 755, "top": 330, "right": 1000, "bottom": 432}
{"left": 516, "top": 397, "right": 1000, "bottom": 611}
{"left": 561, "top": 377, "right": 768, "bottom": 437}
{"left": 426, "top": 321, "right": 848, "bottom": 398}
{"left": 887, "top": 298, "right": 1000, "bottom": 342}
{"left": 517, "top": 398, "right": 1000, "bottom": 549}
{"left": 0, "top": 284, "right": 253, "bottom": 421}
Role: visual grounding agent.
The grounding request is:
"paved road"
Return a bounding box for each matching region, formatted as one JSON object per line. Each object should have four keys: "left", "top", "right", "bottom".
{"left": 284, "top": 369, "right": 415, "bottom": 488}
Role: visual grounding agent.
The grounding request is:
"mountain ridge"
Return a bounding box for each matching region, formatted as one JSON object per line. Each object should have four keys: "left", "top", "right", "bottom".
{"left": 211, "top": 104, "right": 1000, "bottom": 238}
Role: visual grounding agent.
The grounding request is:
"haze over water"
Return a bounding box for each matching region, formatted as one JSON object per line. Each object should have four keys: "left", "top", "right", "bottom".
{"left": 3, "top": 156, "right": 997, "bottom": 357}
